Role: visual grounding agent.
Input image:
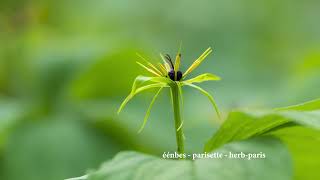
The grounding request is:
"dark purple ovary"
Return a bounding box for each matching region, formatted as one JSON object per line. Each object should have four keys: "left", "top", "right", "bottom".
{"left": 168, "top": 70, "right": 182, "bottom": 81}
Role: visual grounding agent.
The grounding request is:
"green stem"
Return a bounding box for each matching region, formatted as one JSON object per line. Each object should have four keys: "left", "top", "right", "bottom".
{"left": 171, "top": 82, "right": 184, "bottom": 157}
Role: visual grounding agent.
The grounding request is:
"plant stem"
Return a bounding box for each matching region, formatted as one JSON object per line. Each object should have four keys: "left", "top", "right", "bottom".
{"left": 171, "top": 82, "right": 184, "bottom": 157}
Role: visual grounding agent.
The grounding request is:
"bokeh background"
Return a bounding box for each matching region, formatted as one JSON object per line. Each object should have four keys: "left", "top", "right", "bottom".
{"left": 0, "top": 0, "right": 319, "bottom": 179}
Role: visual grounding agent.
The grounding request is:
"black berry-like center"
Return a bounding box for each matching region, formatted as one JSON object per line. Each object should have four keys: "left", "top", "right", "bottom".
{"left": 168, "top": 70, "right": 182, "bottom": 81}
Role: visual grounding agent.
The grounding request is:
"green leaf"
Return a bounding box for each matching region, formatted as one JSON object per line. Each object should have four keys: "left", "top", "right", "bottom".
{"left": 183, "top": 73, "right": 221, "bottom": 84}
{"left": 270, "top": 126, "right": 320, "bottom": 180}
{"left": 204, "top": 110, "right": 320, "bottom": 152}
{"left": 204, "top": 98, "right": 320, "bottom": 180}
{"left": 275, "top": 98, "right": 320, "bottom": 111}
{"left": 118, "top": 75, "right": 173, "bottom": 114}
{"left": 130, "top": 75, "right": 173, "bottom": 93}
{"left": 73, "top": 136, "right": 292, "bottom": 180}
{"left": 138, "top": 87, "right": 164, "bottom": 133}
{"left": 182, "top": 82, "right": 221, "bottom": 120}
{"left": 117, "top": 83, "right": 166, "bottom": 114}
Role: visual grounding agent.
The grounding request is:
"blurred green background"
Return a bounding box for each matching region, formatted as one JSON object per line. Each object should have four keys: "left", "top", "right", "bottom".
{"left": 0, "top": 0, "right": 319, "bottom": 179}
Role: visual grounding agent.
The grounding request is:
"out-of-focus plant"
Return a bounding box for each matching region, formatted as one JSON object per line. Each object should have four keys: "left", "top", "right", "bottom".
{"left": 118, "top": 46, "right": 221, "bottom": 155}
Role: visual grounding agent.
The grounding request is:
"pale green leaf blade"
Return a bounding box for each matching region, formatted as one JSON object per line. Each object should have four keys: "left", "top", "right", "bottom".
{"left": 130, "top": 75, "right": 172, "bottom": 94}
{"left": 65, "top": 175, "right": 88, "bottom": 180}
{"left": 117, "top": 94, "right": 134, "bottom": 114}
{"left": 148, "top": 76, "right": 174, "bottom": 85}
{"left": 275, "top": 98, "right": 320, "bottom": 111}
{"left": 204, "top": 109, "right": 320, "bottom": 152}
{"left": 182, "top": 82, "right": 221, "bottom": 120}
{"left": 117, "top": 83, "right": 166, "bottom": 114}
{"left": 202, "top": 99, "right": 320, "bottom": 179}
{"left": 72, "top": 136, "right": 292, "bottom": 180}
{"left": 203, "top": 99, "right": 320, "bottom": 179}
{"left": 135, "top": 83, "right": 168, "bottom": 94}
{"left": 270, "top": 126, "right": 320, "bottom": 180}
{"left": 183, "top": 73, "right": 221, "bottom": 84}
{"left": 138, "top": 87, "right": 163, "bottom": 133}
{"left": 118, "top": 75, "right": 172, "bottom": 114}
{"left": 130, "top": 75, "right": 151, "bottom": 93}
{"left": 204, "top": 111, "right": 290, "bottom": 152}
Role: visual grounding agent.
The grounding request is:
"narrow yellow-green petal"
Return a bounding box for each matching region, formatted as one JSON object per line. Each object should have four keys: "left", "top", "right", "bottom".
{"left": 138, "top": 87, "right": 164, "bottom": 133}
{"left": 158, "top": 63, "right": 167, "bottom": 75}
{"left": 164, "top": 63, "right": 171, "bottom": 72}
{"left": 136, "top": 53, "right": 164, "bottom": 76}
{"left": 160, "top": 53, "right": 172, "bottom": 71}
{"left": 174, "top": 53, "right": 181, "bottom": 70}
{"left": 174, "top": 53, "right": 181, "bottom": 80}
{"left": 136, "top": 61, "right": 161, "bottom": 76}
{"left": 183, "top": 47, "right": 213, "bottom": 78}
{"left": 174, "top": 43, "right": 182, "bottom": 71}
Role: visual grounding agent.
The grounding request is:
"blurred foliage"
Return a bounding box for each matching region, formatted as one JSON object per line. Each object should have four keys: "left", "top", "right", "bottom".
{"left": 87, "top": 138, "right": 293, "bottom": 180}
{"left": 80, "top": 99, "right": 320, "bottom": 180}
{"left": 0, "top": 0, "right": 319, "bottom": 180}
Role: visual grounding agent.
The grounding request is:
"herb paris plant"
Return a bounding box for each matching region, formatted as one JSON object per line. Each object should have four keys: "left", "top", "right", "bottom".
{"left": 118, "top": 47, "right": 221, "bottom": 155}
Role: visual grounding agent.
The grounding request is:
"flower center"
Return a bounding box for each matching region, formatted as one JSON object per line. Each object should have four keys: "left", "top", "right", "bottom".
{"left": 168, "top": 70, "right": 182, "bottom": 81}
